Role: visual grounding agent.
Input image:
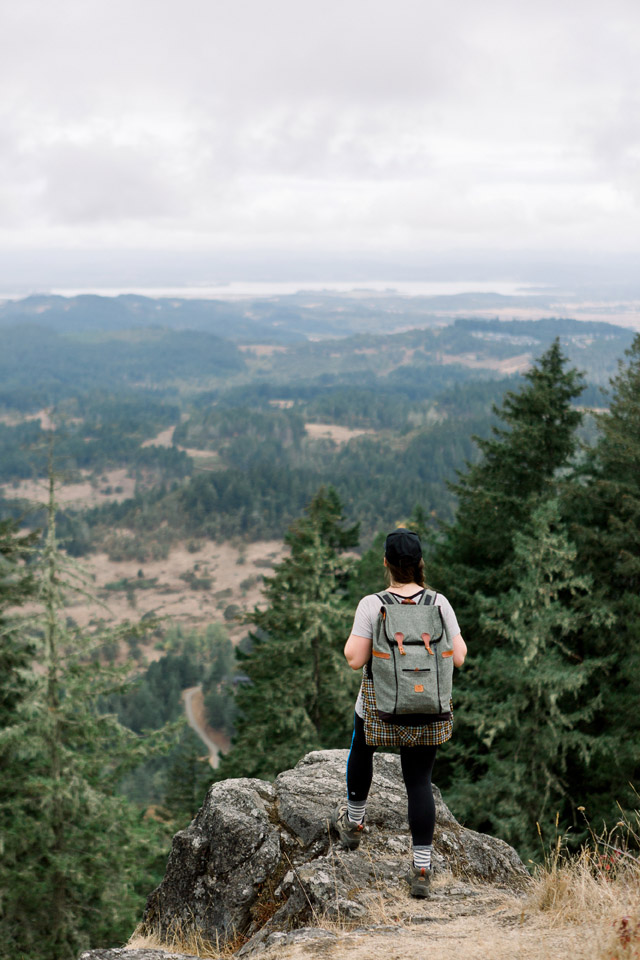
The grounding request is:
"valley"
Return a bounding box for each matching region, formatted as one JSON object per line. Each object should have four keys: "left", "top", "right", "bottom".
{"left": 1, "top": 291, "right": 635, "bottom": 816}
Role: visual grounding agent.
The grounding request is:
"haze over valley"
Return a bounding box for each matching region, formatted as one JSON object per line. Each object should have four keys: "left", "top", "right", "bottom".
{"left": 1, "top": 289, "right": 633, "bottom": 643}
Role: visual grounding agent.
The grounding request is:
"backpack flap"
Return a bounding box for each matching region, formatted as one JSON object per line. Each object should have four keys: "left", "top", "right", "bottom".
{"left": 371, "top": 602, "right": 453, "bottom": 718}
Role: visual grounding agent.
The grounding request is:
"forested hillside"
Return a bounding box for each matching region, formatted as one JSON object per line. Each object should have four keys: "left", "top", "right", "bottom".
{"left": 221, "top": 338, "right": 640, "bottom": 861}
{"left": 0, "top": 289, "right": 562, "bottom": 340}
{"left": 0, "top": 298, "right": 629, "bottom": 554}
{"left": 1, "top": 294, "right": 638, "bottom": 959}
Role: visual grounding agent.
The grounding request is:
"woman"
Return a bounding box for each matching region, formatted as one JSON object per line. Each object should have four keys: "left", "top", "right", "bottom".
{"left": 331, "top": 528, "right": 467, "bottom": 898}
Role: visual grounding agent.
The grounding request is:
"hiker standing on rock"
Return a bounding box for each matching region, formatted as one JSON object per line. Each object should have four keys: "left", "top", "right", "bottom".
{"left": 331, "top": 528, "right": 467, "bottom": 898}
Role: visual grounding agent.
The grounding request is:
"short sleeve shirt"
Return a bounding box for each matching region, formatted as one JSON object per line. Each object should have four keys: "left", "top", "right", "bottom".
{"left": 351, "top": 588, "right": 461, "bottom": 718}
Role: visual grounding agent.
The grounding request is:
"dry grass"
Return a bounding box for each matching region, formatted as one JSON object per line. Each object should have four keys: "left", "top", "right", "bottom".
{"left": 141, "top": 424, "right": 223, "bottom": 462}
{"left": 128, "top": 919, "right": 239, "bottom": 958}
{"left": 237, "top": 344, "right": 289, "bottom": 356}
{"left": 425, "top": 302, "right": 640, "bottom": 331}
{"left": 435, "top": 351, "right": 533, "bottom": 373}
{"left": 54, "top": 537, "right": 286, "bottom": 634}
{"left": 124, "top": 814, "right": 640, "bottom": 960}
{"left": 141, "top": 425, "right": 176, "bottom": 448}
{"left": 127, "top": 927, "right": 221, "bottom": 958}
{"left": 304, "top": 422, "right": 375, "bottom": 444}
{"left": 526, "top": 811, "right": 640, "bottom": 960}
{"left": 0, "top": 467, "right": 136, "bottom": 507}
{"left": 124, "top": 851, "right": 640, "bottom": 960}
{"left": 530, "top": 844, "right": 638, "bottom": 923}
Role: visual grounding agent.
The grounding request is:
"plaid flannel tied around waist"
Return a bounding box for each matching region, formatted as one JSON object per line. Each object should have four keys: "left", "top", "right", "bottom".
{"left": 361, "top": 669, "right": 453, "bottom": 747}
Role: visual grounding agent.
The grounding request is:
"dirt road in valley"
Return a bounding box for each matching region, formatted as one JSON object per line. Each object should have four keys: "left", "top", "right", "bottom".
{"left": 183, "top": 685, "right": 228, "bottom": 769}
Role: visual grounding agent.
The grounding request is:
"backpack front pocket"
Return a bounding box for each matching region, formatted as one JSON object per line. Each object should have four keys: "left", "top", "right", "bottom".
{"left": 396, "top": 659, "right": 439, "bottom": 713}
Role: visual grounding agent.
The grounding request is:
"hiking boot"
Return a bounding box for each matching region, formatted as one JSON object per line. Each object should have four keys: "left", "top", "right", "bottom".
{"left": 405, "top": 864, "right": 432, "bottom": 898}
{"left": 330, "top": 804, "right": 364, "bottom": 849}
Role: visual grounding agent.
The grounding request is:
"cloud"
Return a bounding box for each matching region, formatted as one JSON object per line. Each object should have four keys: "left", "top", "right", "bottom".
{"left": 1, "top": 0, "right": 640, "bottom": 273}
{"left": 39, "top": 140, "right": 187, "bottom": 223}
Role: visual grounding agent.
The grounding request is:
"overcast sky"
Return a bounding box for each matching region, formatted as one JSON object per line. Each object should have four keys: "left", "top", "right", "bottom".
{"left": 2, "top": 0, "right": 640, "bottom": 286}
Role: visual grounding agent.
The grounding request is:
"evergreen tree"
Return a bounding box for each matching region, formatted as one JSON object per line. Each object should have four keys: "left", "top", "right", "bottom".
{"left": 568, "top": 334, "right": 640, "bottom": 822}
{"left": 0, "top": 479, "right": 171, "bottom": 960}
{"left": 430, "top": 339, "right": 584, "bottom": 627}
{"left": 450, "top": 500, "right": 609, "bottom": 857}
{"left": 0, "top": 517, "right": 38, "bottom": 727}
{"left": 163, "top": 729, "right": 212, "bottom": 823}
{"left": 347, "top": 530, "right": 386, "bottom": 604}
{"left": 219, "top": 487, "right": 360, "bottom": 780}
{"left": 425, "top": 341, "right": 586, "bottom": 819}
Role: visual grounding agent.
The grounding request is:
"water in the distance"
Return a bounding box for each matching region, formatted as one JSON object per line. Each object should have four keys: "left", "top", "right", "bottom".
{"left": 24, "top": 280, "right": 547, "bottom": 300}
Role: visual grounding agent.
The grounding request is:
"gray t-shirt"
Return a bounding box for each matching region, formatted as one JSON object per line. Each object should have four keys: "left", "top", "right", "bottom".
{"left": 351, "top": 589, "right": 461, "bottom": 718}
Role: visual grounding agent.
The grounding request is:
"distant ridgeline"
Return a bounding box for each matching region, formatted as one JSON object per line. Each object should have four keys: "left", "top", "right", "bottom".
{"left": 0, "top": 289, "right": 560, "bottom": 339}
{"left": 0, "top": 293, "right": 632, "bottom": 552}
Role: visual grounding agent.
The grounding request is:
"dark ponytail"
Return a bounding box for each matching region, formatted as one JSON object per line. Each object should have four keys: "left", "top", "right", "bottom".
{"left": 384, "top": 557, "right": 425, "bottom": 587}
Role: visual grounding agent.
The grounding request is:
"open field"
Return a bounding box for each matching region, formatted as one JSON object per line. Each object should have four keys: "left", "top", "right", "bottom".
{"left": 0, "top": 468, "right": 137, "bottom": 506}
{"left": 142, "top": 423, "right": 220, "bottom": 459}
{"left": 441, "top": 302, "right": 640, "bottom": 331}
{"left": 63, "top": 537, "right": 287, "bottom": 642}
{"left": 0, "top": 423, "right": 222, "bottom": 508}
{"left": 436, "top": 351, "right": 532, "bottom": 374}
{"left": 238, "top": 343, "right": 289, "bottom": 356}
{"left": 141, "top": 425, "right": 176, "bottom": 448}
{"left": 305, "top": 422, "right": 376, "bottom": 443}
{"left": 0, "top": 407, "right": 56, "bottom": 429}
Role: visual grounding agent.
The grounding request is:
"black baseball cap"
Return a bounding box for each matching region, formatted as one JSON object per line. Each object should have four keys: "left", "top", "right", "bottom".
{"left": 385, "top": 528, "right": 422, "bottom": 564}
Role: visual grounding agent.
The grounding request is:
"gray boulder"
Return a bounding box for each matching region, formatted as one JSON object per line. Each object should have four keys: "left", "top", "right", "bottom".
{"left": 142, "top": 778, "right": 281, "bottom": 945}
{"left": 140, "top": 750, "right": 529, "bottom": 956}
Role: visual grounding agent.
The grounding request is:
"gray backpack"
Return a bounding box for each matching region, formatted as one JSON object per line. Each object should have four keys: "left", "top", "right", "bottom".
{"left": 369, "top": 590, "right": 454, "bottom": 723}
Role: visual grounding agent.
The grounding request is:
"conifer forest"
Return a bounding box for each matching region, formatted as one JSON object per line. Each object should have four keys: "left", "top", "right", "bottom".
{"left": 1, "top": 294, "right": 639, "bottom": 959}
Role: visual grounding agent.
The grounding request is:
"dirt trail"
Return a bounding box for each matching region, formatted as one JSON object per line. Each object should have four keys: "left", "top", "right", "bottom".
{"left": 261, "top": 879, "right": 604, "bottom": 960}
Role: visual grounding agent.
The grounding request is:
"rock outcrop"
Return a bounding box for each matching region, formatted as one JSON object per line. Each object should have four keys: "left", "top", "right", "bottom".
{"left": 131, "top": 749, "right": 529, "bottom": 956}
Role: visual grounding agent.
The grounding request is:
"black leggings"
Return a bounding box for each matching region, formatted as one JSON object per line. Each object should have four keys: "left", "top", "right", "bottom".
{"left": 346, "top": 712, "right": 437, "bottom": 846}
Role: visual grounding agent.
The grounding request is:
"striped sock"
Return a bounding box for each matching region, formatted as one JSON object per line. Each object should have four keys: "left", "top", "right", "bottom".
{"left": 413, "top": 845, "right": 432, "bottom": 871}
{"left": 347, "top": 799, "right": 367, "bottom": 825}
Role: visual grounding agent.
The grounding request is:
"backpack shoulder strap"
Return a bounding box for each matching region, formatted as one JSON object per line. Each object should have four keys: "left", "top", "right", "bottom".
{"left": 419, "top": 588, "right": 438, "bottom": 606}
{"left": 376, "top": 591, "right": 402, "bottom": 605}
